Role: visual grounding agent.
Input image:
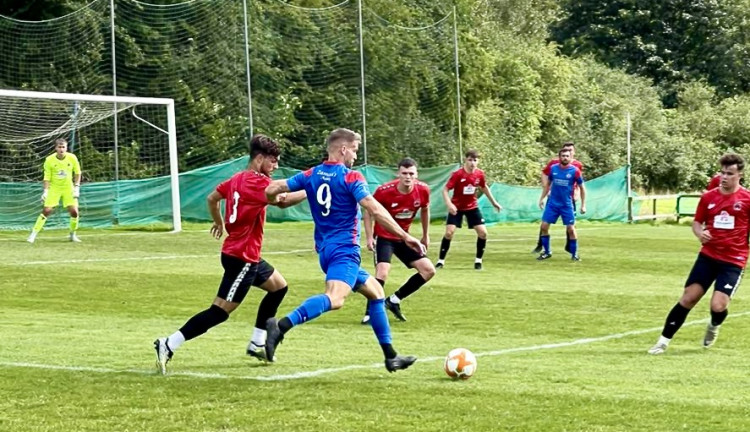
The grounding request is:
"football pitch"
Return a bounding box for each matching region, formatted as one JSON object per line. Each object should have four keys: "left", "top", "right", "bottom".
{"left": 2, "top": 222, "right": 749, "bottom": 431}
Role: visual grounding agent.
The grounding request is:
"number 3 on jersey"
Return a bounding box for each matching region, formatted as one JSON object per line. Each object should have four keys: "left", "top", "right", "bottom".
{"left": 316, "top": 183, "right": 332, "bottom": 216}
{"left": 229, "top": 191, "right": 240, "bottom": 223}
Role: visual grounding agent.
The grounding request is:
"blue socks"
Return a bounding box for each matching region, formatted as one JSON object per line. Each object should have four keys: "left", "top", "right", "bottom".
{"left": 569, "top": 239, "right": 578, "bottom": 257}
{"left": 541, "top": 235, "right": 550, "bottom": 254}
{"left": 286, "top": 294, "right": 332, "bottom": 327}
{"left": 367, "top": 298, "right": 393, "bottom": 344}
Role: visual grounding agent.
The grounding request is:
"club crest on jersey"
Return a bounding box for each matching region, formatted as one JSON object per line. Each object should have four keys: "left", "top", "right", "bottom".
{"left": 734, "top": 202, "right": 743, "bottom": 211}
{"left": 566, "top": 173, "right": 572, "bottom": 178}
{"left": 413, "top": 200, "right": 420, "bottom": 207}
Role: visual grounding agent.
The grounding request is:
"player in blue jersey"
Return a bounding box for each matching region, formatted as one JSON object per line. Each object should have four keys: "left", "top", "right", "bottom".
{"left": 264, "top": 128, "right": 424, "bottom": 372}
{"left": 536, "top": 147, "right": 587, "bottom": 261}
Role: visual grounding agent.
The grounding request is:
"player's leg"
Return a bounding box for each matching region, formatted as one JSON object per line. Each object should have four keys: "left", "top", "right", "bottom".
{"left": 154, "top": 254, "right": 255, "bottom": 374}
{"left": 358, "top": 274, "right": 417, "bottom": 372}
{"left": 362, "top": 237, "right": 393, "bottom": 324}
{"left": 246, "top": 261, "right": 289, "bottom": 360}
{"left": 385, "top": 249, "right": 435, "bottom": 322}
{"left": 537, "top": 205, "right": 558, "bottom": 260}
{"left": 703, "top": 264, "right": 742, "bottom": 348}
{"left": 265, "top": 246, "right": 357, "bottom": 361}
{"left": 437, "top": 213, "right": 461, "bottom": 268}
{"left": 28, "top": 190, "right": 60, "bottom": 243}
{"left": 648, "top": 254, "right": 714, "bottom": 355}
{"left": 469, "top": 208, "right": 488, "bottom": 270}
{"left": 562, "top": 207, "right": 577, "bottom": 260}
{"left": 565, "top": 200, "right": 578, "bottom": 253}
{"left": 63, "top": 189, "right": 80, "bottom": 242}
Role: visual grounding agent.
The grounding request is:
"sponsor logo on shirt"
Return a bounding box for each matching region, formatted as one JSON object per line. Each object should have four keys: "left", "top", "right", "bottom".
{"left": 708, "top": 203, "right": 716, "bottom": 209}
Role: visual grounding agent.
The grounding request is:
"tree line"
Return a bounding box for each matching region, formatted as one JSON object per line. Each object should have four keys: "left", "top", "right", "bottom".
{"left": 2, "top": 0, "right": 750, "bottom": 191}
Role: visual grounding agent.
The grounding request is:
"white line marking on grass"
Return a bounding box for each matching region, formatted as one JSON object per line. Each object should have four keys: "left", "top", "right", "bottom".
{"left": 9, "top": 249, "right": 313, "bottom": 266}
{"left": 2, "top": 312, "right": 748, "bottom": 381}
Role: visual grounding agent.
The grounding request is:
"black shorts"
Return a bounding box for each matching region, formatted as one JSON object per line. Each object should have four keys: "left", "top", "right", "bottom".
{"left": 685, "top": 253, "right": 744, "bottom": 297}
{"left": 446, "top": 208, "right": 485, "bottom": 229}
{"left": 216, "top": 253, "right": 275, "bottom": 303}
{"left": 374, "top": 236, "right": 426, "bottom": 268}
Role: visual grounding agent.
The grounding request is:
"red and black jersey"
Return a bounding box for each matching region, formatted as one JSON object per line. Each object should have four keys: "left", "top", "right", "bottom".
{"left": 694, "top": 187, "right": 750, "bottom": 267}
{"left": 215, "top": 170, "right": 270, "bottom": 263}
{"left": 445, "top": 168, "right": 486, "bottom": 211}
{"left": 373, "top": 180, "right": 431, "bottom": 241}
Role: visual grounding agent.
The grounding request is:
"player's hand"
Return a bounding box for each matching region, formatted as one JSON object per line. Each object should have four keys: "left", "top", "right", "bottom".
{"left": 493, "top": 203, "right": 502, "bottom": 212}
{"left": 366, "top": 237, "right": 375, "bottom": 251}
{"left": 447, "top": 203, "right": 458, "bottom": 215}
{"left": 580, "top": 205, "right": 587, "bottom": 215}
{"left": 277, "top": 192, "right": 288, "bottom": 203}
{"left": 210, "top": 222, "right": 224, "bottom": 240}
{"left": 404, "top": 234, "right": 426, "bottom": 255}
{"left": 700, "top": 229, "right": 712, "bottom": 244}
{"left": 40, "top": 190, "right": 48, "bottom": 203}
{"left": 420, "top": 235, "right": 430, "bottom": 250}
{"left": 73, "top": 185, "right": 80, "bottom": 199}
{"left": 538, "top": 199, "right": 545, "bottom": 210}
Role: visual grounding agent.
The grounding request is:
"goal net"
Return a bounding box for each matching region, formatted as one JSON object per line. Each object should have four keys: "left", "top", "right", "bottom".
{"left": 0, "top": 89, "right": 181, "bottom": 231}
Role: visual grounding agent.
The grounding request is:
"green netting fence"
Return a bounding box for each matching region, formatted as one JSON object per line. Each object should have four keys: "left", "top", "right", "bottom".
{"left": 0, "top": 160, "right": 630, "bottom": 230}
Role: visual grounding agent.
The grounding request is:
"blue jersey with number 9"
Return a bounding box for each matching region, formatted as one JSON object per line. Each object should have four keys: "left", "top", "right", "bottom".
{"left": 287, "top": 161, "right": 371, "bottom": 251}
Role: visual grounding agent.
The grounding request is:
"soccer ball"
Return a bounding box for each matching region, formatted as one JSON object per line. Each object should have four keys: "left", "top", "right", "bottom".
{"left": 443, "top": 348, "right": 477, "bottom": 380}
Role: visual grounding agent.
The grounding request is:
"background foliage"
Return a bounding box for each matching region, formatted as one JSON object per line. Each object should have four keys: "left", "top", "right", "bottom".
{"left": 3, "top": 0, "right": 750, "bottom": 191}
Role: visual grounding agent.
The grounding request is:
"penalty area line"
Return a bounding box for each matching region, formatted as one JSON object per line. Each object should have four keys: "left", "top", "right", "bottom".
{"left": 9, "top": 249, "right": 313, "bottom": 266}
{"left": 2, "top": 312, "right": 748, "bottom": 381}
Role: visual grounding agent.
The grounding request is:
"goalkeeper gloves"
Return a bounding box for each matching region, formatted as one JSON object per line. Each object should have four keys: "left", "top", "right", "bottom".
{"left": 41, "top": 189, "right": 48, "bottom": 203}
{"left": 73, "top": 185, "right": 80, "bottom": 199}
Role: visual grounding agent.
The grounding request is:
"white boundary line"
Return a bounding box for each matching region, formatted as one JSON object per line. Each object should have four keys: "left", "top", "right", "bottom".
{"left": 9, "top": 249, "right": 313, "bottom": 266}
{"left": 2, "top": 312, "right": 747, "bottom": 381}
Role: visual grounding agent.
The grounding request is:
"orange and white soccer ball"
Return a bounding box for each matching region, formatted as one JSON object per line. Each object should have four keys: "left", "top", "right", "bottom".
{"left": 443, "top": 348, "right": 477, "bottom": 380}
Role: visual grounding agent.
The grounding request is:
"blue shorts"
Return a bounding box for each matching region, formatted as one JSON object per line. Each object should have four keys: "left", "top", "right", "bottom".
{"left": 542, "top": 202, "right": 575, "bottom": 226}
{"left": 318, "top": 244, "right": 370, "bottom": 290}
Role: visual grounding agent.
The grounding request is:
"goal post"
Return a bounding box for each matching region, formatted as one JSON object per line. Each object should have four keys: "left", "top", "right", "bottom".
{"left": 0, "top": 89, "right": 181, "bottom": 232}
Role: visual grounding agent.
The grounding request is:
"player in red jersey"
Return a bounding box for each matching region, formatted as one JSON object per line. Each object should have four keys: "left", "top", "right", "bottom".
{"left": 533, "top": 142, "right": 584, "bottom": 254}
{"left": 648, "top": 153, "right": 750, "bottom": 355}
{"left": 359, "top": 158, "right": 436, "bottom": 324}
{"left": 153, "top": 135, "right": 306, "bottom": 374}
{"left": 436, "top": 149, "right": 502, "bottom": 270}
{"left": 706, "top": 172, "right": 721, "bottom": 191}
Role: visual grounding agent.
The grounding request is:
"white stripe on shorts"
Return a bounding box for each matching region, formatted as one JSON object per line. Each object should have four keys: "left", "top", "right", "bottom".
{"left": 226, "top": 263, "right": 251, "bottom": 302}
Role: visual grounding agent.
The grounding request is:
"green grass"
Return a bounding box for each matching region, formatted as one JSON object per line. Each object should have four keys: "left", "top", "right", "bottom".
{"left": 2, "top": 222, "right": 750, "bottom": 431}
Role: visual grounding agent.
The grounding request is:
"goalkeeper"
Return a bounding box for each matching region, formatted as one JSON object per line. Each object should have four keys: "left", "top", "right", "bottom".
{"left": 27, "top": 138, "right": 82, "bottom": 243}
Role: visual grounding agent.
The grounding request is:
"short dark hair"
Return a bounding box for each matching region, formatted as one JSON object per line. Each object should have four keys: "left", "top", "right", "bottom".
{"left": 249, "top": 134, "right": 281, "bottom": 159}
{"left": 398, "top": 157, "right": 417, "bottom": 169}
{"left": 562, "top": 142, "right": 575, "bottom": 149}
{"left": 558, "top": 147, "right": 572, "bottom": 157}
{"left": 327, "top": 128, "right": 361, "bottom": 149}
{"left": 720, "top": 153, "right": 745, "bottom": 172}
{"left": 465, "top": 149, "right": 480, "bottom": 159}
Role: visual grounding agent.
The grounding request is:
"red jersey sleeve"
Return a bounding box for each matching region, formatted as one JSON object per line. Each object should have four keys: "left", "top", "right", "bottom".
{"left": 373, "top": 184, "right": 387, "bottom": 204}
{"left": 446, "top": 170, "right": 459, "bottom": 190}
{"left": 694, "top": 193, "right": 709, "bottom": 224}
{"left": 216, "top": 179, "right": 231, "bottom": 198}
{"left": 421, "top": 184, "right": 431, "bottom": 207}
{"left": 707, "top": 175, "right": 721, "bottom": 190}
{"left": 478, "top": 171, "right": 486, "bottom": 188}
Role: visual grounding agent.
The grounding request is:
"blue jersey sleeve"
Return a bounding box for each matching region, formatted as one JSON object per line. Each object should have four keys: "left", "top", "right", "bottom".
{"left": 287, "top": 169, "right": 311, "bottom": 192}
{"left": 345, "top": 171, "right": 371, "bottom": 202}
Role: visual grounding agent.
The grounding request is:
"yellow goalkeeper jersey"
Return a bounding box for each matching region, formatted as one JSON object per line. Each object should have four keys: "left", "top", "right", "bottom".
{"left": 43, "top": 153, "right": 81, "bottom": 189}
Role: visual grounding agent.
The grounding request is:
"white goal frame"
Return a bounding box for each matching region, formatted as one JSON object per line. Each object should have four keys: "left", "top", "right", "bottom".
{"left": 0, "top": 88, "right": 182, "bottom": 232}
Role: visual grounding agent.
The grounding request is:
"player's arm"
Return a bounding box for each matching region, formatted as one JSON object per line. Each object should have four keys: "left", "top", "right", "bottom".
{"left": 692, "top": 195, "right": 711, "bottom": 244}
{"left": 359, "top": 195, "right": 424, "bottom": 254}
{"left": 207, "top": 190, "right": 224, "bottom": 239}
{"left": 538, "top": 179, "right": 551, "bottom": 210}
{"left": 578, "top": 182, "right": 587, "bottom": 214}
{"left": 265, "top": 179, "right": 291, "bottom": 201}
{"left": 271, "top": 190, "right": 307, "bottom": 209}
{"left": 420, "top": 205, "right": 430, "bottom": 249}
{"left": 72, "top": 155, "right": 82, "bottom": 198}
{"left": 480, "top": 185, "right": 502, "bottom": 212}
{"left": 442, "top": 186, "right": 457, "bottom": 215}
{"left": 363, "top": 209, "right": 375, "bottom": 251}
